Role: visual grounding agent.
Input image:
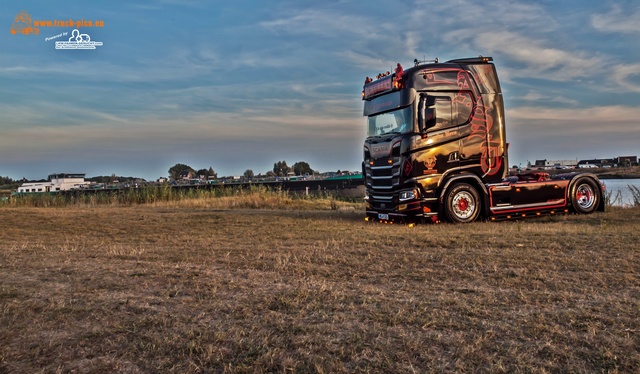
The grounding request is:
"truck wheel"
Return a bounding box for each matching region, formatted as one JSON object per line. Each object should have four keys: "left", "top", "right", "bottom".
{"left": 444, "top": 183, "right": 481, "bottom": 223}
{"left": 570, "top": 177, "right": 600, "bottom": 214}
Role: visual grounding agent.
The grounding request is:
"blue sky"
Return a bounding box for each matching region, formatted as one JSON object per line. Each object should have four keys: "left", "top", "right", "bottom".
{"left": 1, "top": 0, "right": 639, "bottom": 180}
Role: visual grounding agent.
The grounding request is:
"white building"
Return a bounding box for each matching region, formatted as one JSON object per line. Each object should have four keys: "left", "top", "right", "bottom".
{"left": 545, "top": 159, "right": 578, "bottom": 169}
{"left": 17, "top": 173, "right": 90, "bottom": 193}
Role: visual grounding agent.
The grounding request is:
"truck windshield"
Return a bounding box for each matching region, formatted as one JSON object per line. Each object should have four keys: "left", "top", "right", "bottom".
{"left": 366, "top": 105, "right": 413, "bottom": 137}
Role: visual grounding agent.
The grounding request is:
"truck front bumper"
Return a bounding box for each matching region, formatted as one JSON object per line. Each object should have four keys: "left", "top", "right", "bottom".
{"left": 365, "top": 197, "right": 439, "bottom": 223}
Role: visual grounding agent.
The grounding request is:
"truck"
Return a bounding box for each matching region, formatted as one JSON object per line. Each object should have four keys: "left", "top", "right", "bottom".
{"left": 361, "top": 56, "right": 604, "bottom": 223}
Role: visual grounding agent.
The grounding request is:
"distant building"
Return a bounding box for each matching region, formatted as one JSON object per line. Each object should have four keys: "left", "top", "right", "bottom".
{"left": 577, "top": 159, "right": 616, "bottom": 168}
{"left": 178, "top": 171, "right": 195, "bottom": 180}
{"left": 617, "top": 156, "right": 638, "bottom": 165}
{"left": 526, "top": 155, "right": 638, "bottom": 169}
{"left": 17, "top": 173, "right": 90, "bottom": 193}
{"left": 546, "top": 159, "right": 578, "bottom": 169}
{"left": 531, "top": 159, "right": 552, "bottom": 170}
{"left": 533, "top": 159, "right": 546, "bottom": 168}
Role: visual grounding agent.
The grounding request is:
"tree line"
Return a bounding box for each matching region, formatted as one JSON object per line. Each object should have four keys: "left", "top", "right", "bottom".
{"left": 0, "top": 176, "right": 16, "bottom": 186}
{"left": 167, "top": 160, "right": 315, "bottom": 180}
{"left": 1, "top": 160, "right": 318, "bottom": 187}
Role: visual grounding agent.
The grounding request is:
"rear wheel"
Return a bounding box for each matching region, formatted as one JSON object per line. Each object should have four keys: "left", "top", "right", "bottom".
{"left": 570, "top": 177, "right": 600, "bottom": 214}
{"left": 444, "top": 183, "right": 481, "bottom": 223}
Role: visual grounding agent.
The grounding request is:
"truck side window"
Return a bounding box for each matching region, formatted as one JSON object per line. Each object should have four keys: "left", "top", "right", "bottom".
{"left": 434, "top": 97, "right": 452, "bottom": 129}
{"left": 422, "top": 96, "right": 453, "bottom": 132}
{"left": 419, "top": 96, "right": 434, "bottom": 132}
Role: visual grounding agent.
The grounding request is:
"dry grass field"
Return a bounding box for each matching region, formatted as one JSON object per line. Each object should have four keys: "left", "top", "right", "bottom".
{"left": 1, "top": 198, "right": 639, "bottom": 373}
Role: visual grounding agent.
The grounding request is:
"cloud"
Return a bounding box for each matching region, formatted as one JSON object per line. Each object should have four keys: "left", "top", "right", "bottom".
{"left": 0, "top": 101, "right": 364, "bottom": 161}
{"left": 413, "top": 0, "right": 557, "bottom": 32}
{"left": 339, "top": 50, "right": 395, "bottom": 71}
{"left": 426, "top": 2, "right": 638, "bottom": 94}
{"left": 509, "top": 105, "right": 640, "bottom": 124}
{"left": 258, "top": 6, "right": 424, "bottom": 70}
{"left": 260, "top": 9, "right": 379, "bottom": 39}
{"left": 403, "top": 32, "right": 420, "bottom": 59}
{"left": 520, "top": 92, "right": 544, "bottom": 102}
{"left": 611, "top": 64, "right": 640, "bottom": 93}
{"left": 447, "top": 30, "right": 605, "bottom": 81}
{"left": 0, "top": 106, "right": 366, "bottom": 178}
{"left": 411, "top": 1, "right": 606, "bottom": 82}
{"left": 592, "top": 5, "right": 640, "bottom": 34}
{"left": 518, "top": 92, "right": 580, "bottom": 106}
{"left": 507, "top": 105, "right": 640, "bottom": 162}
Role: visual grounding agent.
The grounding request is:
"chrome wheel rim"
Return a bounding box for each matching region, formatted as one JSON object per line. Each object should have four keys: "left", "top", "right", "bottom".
{"left": 576, "top": 184, "right": 595, "bottom": 210}
{"left": 452, "top": 191, "right": 476, "bottom": 220}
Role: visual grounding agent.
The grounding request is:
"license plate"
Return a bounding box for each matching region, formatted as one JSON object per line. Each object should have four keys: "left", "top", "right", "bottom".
{"left": 378, "top": 213, "right": 389, "bottom": 220}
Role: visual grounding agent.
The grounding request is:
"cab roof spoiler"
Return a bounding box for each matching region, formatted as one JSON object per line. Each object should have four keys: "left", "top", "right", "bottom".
{"left": 446, "top": 56, "right": 493, "bottom": 64}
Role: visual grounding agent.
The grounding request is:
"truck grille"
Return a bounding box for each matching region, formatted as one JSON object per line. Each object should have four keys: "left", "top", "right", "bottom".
{"left": 365, "top": 158, "right": 401, "bottom": 190}
{"left": 364, "top": 140, "right": 402, "bottom": 195}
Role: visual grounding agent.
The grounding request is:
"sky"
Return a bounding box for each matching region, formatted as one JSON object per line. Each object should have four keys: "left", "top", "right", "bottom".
{"left": 1, "top": 0, "right": 639, "bottom": 180}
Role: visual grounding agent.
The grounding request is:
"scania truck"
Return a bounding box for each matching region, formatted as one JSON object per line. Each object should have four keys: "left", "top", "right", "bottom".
{"left": 362, "top": 56, "right": 604, "bottom": 223}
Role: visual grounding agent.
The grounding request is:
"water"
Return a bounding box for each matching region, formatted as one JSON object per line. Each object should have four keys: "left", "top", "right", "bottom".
{"left": 601, "top": 178, "right": 640, "bottom": 207}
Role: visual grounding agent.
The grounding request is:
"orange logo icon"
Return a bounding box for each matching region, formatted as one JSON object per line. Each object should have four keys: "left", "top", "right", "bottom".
{"left": 10, "top": 11, "right": 39, "bottom": 35}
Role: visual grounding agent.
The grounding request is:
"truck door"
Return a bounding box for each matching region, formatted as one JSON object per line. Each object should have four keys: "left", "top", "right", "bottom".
{"left": 416, "top": 95, "right": 460, "bottom": 175}
{"left": 459, "top": 99, "right": 504, "bottom": 182}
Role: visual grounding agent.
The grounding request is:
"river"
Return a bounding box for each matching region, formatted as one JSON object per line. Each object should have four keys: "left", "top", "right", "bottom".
{"left": 600, "top": 178, "right": 640, "bottom": 207}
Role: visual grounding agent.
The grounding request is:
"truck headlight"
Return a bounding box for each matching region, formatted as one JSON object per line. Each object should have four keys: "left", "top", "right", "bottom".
{"left": 399, "top": 189, "right": 418, "bottom": 201}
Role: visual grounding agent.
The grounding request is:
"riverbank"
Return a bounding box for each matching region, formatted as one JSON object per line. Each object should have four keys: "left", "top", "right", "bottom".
{"left": 517, "top": 166, "right": 640, "bottom": 179}
{"left": 596, "top": 166, "right": 640, "bottom": 179}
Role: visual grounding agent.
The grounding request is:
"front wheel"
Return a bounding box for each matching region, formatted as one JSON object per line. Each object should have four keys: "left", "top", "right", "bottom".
{"left": 570, "top": 177, "right": 600, "bottom": 214}
{"left": 444, "top": 183, "right": 481, "bottom": 223}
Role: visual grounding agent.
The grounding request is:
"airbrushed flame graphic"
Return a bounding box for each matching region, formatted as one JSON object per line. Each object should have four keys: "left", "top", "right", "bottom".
{"left": 456, "top": 71, "right": 502, "bottom": 176}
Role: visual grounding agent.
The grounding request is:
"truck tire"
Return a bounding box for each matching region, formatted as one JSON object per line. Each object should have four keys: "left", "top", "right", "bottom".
{"left": 444, "top": 183, "right": 481, "bottom": 223}
{"left": 570, "top": 177, "right": 600, "bottom": 214}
